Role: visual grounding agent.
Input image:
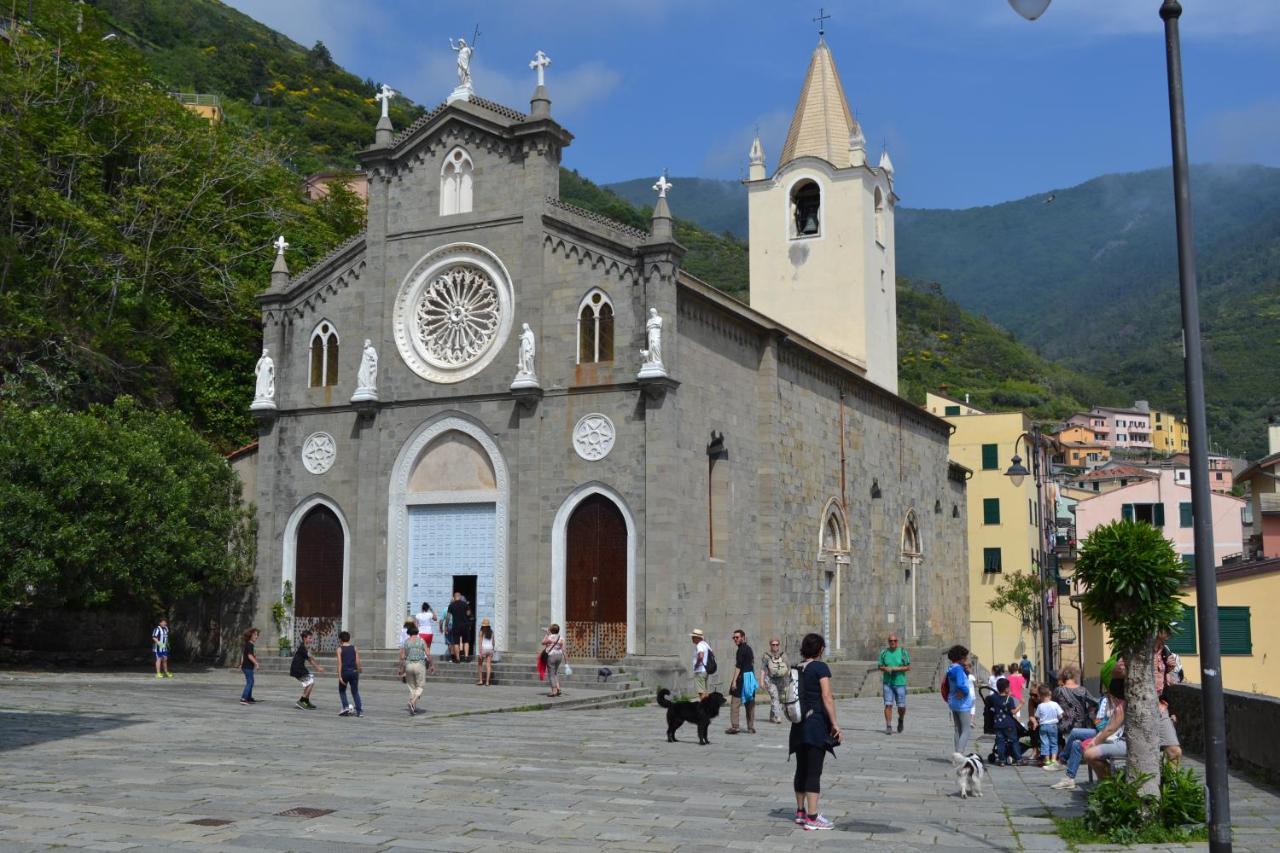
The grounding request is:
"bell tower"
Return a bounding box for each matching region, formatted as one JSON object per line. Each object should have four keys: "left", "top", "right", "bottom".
{"left": 745, "top": 37, "right": 898, "bottom": 393}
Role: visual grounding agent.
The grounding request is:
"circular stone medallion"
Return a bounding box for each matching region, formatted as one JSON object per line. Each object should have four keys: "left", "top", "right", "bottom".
{"left": 392, "top": 243, "right": 514, "bottom": 384}
{"left": 301, "top": 432, "right": 337, "bottom": 474}
{"left": 573, "top": 413, "right": 615, "bottom": 461}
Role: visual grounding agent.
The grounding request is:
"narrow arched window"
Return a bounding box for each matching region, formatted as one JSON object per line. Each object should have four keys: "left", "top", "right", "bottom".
{"left": 791, "top": 179, "right": 821, "bottom": 238}
{"left": 577, "top": 289, "right": 614, "bottom": 363}
{"left": 874, "top": 187, "right": 886, "bottom": 245}
{"left": 309, "top": 321, "right": 340, "bottom": 388}
{"left": 819, "top": 500, "right": 849, "bottom": 561}
{"left": 901, "top": 509, "right": 922, "bottom": 557}
{"left": 440, "top": 147, "right": 474, "bottom": 216}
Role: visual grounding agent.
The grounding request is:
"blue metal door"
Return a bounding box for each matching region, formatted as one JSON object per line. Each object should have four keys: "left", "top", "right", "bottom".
{"left": 408, "top": 503, "right": 496, "bottom": 654}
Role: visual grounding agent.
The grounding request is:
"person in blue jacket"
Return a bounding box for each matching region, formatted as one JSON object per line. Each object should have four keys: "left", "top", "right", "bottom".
{"left": 945, "top": 644, "right": 974, "bottom": 754}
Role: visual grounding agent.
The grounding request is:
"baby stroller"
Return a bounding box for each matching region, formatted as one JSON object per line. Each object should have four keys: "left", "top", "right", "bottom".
{"left": 980, "top": 685, "right": 1030, "bottom": 764}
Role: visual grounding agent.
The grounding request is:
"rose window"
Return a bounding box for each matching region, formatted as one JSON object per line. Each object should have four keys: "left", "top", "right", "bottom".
{"left": 413, "top": 265, "right": 500, "bottom": 368}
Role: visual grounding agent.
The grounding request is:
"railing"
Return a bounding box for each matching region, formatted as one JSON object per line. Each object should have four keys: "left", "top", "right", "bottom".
{"left": 168, "top": 92, "right": 222, "bottom": 107}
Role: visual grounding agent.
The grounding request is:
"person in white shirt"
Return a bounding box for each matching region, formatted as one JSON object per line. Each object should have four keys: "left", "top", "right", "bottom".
{"left": 1033, "top": 684, "right": 1065, "bottom": 768}
{"left": 690, "top": 628, "right": 712, "bottom": 700}
{"left": 987, "top": 663, "right": 1004, "bottom": 693}
{"left": 415, "top": 602, "right": 436, "bottom": 657}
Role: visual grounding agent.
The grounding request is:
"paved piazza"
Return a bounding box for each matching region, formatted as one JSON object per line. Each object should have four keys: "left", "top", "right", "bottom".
{"left": 1, "top": 670, "right": 1277, "bottom": 851}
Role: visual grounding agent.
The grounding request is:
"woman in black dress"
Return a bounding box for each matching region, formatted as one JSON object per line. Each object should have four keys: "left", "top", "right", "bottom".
{"left": 789, "top": 633, "right": 842, "bottom": 831}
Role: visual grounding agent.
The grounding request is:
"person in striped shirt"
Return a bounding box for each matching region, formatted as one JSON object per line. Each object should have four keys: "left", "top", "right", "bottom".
{"left": 152, "top": 618, "right": 172, "bottom": 679}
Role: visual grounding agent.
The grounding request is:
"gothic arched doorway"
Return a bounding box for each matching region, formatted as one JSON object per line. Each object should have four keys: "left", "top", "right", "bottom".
{"left": 295, "top": 504, "right": 344, "bottom": 651}
{"left": 565, "top": 493, "right": 627, "bottom": 659}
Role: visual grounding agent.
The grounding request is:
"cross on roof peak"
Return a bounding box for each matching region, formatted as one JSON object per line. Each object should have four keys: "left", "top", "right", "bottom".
{"left": 273, "top": 235, "right": 289, "bottom": 255}
{"left": 813, "top": 7, "right": 831, "bottom": 37}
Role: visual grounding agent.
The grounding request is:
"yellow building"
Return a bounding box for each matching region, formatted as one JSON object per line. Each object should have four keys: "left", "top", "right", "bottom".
{"left": 928, "top": 392, "right": 1053, "bottom": 672}
{"left": 168, "top": 92, "right": 224, "bottom": 123}
{"left": 1151, "top": 409, "right": 1190, "bottom": 455}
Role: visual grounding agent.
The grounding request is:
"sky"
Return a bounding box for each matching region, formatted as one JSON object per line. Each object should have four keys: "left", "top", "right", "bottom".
{"left": 224, "top": 0, "right": 1280, "bottom": 210}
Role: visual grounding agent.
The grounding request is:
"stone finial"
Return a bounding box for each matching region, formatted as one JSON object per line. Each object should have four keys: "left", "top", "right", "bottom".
{"left": 748, "top": 134, "right": 766, "bottom": 181}
{"left": 652, "top": 173, "right": 673, "bottom": 199}
{"left": 849, "top": 122, "right": 867, "bottom": 167}
{"left": 375, "top": 83, "right": 396, "bottom": 145}
{"left": 271, "top": 235, "right": 289, "bottom": 288}
{"left": 879, "top": 147, "right": 895, "bottom": 179}
{"left": 650, "top": 174, "right": 673, "bottom": 242}
{"left": 529, "top": 50, "right": 552, "bottom": 118}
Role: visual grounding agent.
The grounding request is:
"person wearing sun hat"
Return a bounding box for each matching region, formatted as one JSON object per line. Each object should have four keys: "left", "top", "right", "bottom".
{"left": 475, "top": 617, "right": 495, "bottom": 686}
{"left": 690, "top": 628, "right": 712, "bottom": 700}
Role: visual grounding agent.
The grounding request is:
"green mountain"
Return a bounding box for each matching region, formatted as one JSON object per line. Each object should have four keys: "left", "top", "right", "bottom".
{"left": 607, "top": 177, "right": 749, "bottom": 239}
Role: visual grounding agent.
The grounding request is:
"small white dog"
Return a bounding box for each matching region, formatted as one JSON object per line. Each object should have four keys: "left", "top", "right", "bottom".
{"left": 953, "top": 752, "right": 985, "bottom": 799}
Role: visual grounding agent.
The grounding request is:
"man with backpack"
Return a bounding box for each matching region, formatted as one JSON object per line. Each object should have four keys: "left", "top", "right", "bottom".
{"left": 690, "top": 628, "right": 714, "bottom": 699}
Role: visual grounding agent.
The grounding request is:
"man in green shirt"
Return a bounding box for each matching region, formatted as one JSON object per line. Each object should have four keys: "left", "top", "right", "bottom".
{"left": 878, "top": 634, "right": 911, "bottom": 735}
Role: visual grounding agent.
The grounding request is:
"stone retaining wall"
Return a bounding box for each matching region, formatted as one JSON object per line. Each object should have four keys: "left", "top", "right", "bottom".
{"left": 1165, "top": 682, "right": 1280, "bottom": 786}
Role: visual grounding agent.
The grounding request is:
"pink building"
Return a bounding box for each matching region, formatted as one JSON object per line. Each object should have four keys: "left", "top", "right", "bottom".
{"left": 1075, "top": 470, "right": 1245, "bottom": 570}
{"left": 1066, "top": 402, "right": 1154, "bottom": 451}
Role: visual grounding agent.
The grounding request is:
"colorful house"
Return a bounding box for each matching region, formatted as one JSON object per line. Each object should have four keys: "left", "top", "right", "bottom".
{"left": 1052, "top": 424, "right": 1111, "bottom": 470}
{"left": 1151, "top": 408, "right": 1190, "bottom": 454}
{"left": 1065, "top": 402, "right": 1154, "bottom": 451}
{"left": 1235, "top": 421, "right": 1280, "bottom": 561}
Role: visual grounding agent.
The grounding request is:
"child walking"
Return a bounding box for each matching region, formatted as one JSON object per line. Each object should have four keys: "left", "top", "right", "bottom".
{"left": 336, "top": 631, "right": 364, "bottom": 717}
{"left": 240, "top": 628, "right": 259, "bottom": 705}
{"left": 992, "top": 677, "right": 1022, "bottom": 765}
{"left": 290, "top": 629, "right": 326, "bottom": 710}
{"left": 1034, "top": 684, "right": 1064, "bottom": 769}
{"left": 476, "top": 618, "right": 495, "bottom": 686}
{"left": 1006, "top": 661, "right": 1027, "bottom": 722}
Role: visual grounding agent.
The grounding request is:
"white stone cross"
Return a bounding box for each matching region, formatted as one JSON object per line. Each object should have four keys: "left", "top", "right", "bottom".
{"left": 652, "top": 173, "right": 672, "bottom": 199}
{"left": 375, "top": 83, "right": 397, "bottom": 119}
{"left": 529, "top": 50, "right": 551, "bottom": 87}
{"left": 273, "top": 235, "right": 289, "bottom": 256}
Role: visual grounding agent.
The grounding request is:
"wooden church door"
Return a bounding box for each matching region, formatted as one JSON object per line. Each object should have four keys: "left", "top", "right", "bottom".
{"left": 565, "top": 494, "right": 627, "bottom": 659}
{"left": 294, "top": 505, "right": 344, "bottom": 652}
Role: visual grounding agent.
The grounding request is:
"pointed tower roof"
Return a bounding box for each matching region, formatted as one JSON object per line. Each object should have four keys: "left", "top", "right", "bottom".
{"left": 778, "top": 39, "right": 861, "bottom": 170}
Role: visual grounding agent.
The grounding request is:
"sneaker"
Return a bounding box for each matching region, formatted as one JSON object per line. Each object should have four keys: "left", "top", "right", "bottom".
{"left": 803, "top": 814, "right": 834, "bottom": 831}
{"left": 897, "top": 717, "right": 904, "bottom": 733}
{"left": 794, "top": 809, "right": 806, "bottom": 825}
{"left": 1051, "top": 778, "right": 1077, "bottom": 790}
{"left": 304, "top": 700, "right": 317, "bottom": 710}
{"left": 1044, "top": 760, "right": 1061, "bottom": 771}
{"left": 338, "top": 707, "right": 352, "bottom": 717}
{"left": 295, "top": 700, "right": 307, "bottom": 710}
{"left": 164, "top": 672, "right": 174, "bottom": 678}
{"left": 155, "top": 673, "right": 164, "bottom": 679}
{"left": 240, "top": 698, "right": 251, "bottom": 705}
{"left": 724, "top": 728, "right": 740, "bottom": 734}
{"left": 885, "top": 725, "right": 893, "bottom": 735}
{"left": 355, "top": 711, "right": 364, "bottom": 718}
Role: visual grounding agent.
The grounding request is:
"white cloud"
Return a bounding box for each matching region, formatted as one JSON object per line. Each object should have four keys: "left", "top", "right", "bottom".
{"left": 701, "top": 110, "right": 791, "bottom": 179}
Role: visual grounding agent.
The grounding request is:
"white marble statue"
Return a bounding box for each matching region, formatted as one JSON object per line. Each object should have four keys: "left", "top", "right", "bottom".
{"left": 511, "top": 323, "right": 540, "bottom": 390}
{"left": 638, "top": 308, "right": 666, "bottom": 379}
{"left": 251, "top": 347, "right": 276, "bottom": 409}
{"left": 530, "top": 50, "right": 551, "bottom": 87}
{"left": 353, "top": 339, "right": 379, "bottom": 401}
{"left": 375, "top": 83, "right": 396, "bottom": 120}
{"left": 449, "top": 37, "right": 474, "bottom": 88}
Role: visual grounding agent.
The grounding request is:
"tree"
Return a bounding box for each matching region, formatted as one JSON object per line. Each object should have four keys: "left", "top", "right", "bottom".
{"left": 1074, "top": 520, "right": 1185, "bottom": 800}
{"left": 0, "top": 398, "right": 255, "bottom": 612}
{"left": 987, "top": 570, "right": 1046, "bottom": 669}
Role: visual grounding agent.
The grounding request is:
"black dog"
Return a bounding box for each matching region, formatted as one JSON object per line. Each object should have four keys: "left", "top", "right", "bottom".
{"left": 657, "top": 688, "right": 725, "bottom": 745}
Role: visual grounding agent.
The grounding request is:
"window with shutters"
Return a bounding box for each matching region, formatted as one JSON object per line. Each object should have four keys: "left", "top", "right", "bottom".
{"left": 981, "top": 443, "right": 999, "bottom": 470}
{"left": 1167, "top": 604, "right": 1196, "bottom": 655}
{"left": 1122, "top": 503, "right": 1164, "bottom": 526}
{"left": 1219, "top": 607, "right": 1252, "bottom": 655}
{"left": 945, "top": 405, "right": 961, "bottom": 417}
{"left": 983, "top": 497, "right": 1000, "bottom": 525}
{"left": 1179, "top": 502, "right": 1193, "bottom": 528}
{"left": 983, "top": 547, "right": 1002, "bottom": 573}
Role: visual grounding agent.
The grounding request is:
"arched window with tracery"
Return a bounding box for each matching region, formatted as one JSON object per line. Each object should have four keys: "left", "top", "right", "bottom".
{"left": 577, "top": 289, "right": 614, "bottom": 364}
{"left": 901, "top": 509, "right": 922, "bottom": 557}
{"left": 440, "top": 147, "right": 474, "bottom": 216}
{"left": 309, "top": 320, "right": 340, "bottom": 387}
{"left": 819, "top": 499, "right": 849, "bottom": 561}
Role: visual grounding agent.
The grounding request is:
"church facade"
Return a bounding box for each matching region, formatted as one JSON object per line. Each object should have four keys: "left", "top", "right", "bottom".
{"left": 246, "top": 39, "right": 969, "bottom": 660}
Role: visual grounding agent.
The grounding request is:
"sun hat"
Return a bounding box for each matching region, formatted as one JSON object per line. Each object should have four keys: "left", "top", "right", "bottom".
{"left": 690, "top": 628, "right": 704, "bottom": 639}
{"left": 480, "top": 618, "right": 490, "bottom": 627}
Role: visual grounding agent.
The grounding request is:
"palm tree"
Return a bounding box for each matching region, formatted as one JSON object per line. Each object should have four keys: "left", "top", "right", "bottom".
{"left": 1074, "top": 520, "right": 1184, "bottom": 798}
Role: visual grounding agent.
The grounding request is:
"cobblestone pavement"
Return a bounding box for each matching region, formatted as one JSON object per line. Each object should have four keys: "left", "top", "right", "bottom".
{"left": 1, "top": 669, "right": 1277, "bottom": 851}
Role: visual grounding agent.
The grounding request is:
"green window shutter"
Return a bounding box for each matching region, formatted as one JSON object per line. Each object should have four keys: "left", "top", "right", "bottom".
{"left": 1167, "top": 604, "right": 1196, "bottom": 655}
{"left": 983, "top": 498, "right": 1001, "bottom": 525}
{"left": 1179, "top": 502, "right": 1193, "bottom": 528}
{"left": 945, "top": 405, "right": 961, "bottom": 416}
{"left": 981, "top": 444, "right": 999, "bottom": 470}
{"left": 1218, "top": 607, "right": 1252, "bottom": 655}
{"left": 1154, "top": 503, "right": 1166, "bottom": 527}
{"left": 1181, "top": 553, "right": 1196, "bottom": 576}
{"left": 1122, "top": 503, "right": 1135, "bottom": 522}
{"left": 983, "top": 547, "right": 1002, "bottom": 573}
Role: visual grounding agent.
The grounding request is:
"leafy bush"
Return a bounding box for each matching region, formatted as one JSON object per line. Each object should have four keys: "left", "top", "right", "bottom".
{"left": 1159, "top": 761, "right": 1207, "bottom": 828}
{"left": 1084, "top": 772, "right": 1158, "bottom": 844}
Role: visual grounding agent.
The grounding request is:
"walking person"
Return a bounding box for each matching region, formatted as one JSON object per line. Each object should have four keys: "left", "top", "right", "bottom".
{"left": 788, "top": 633, "right": 842, "bottom": 831}
{"left": 725, "top": 629, "right": 758, "bottom": 734}
{"left": 1006, "top": 660, "right": 1027, "bottom": 723}
{"left": 462, "top": 606, "right": 475, "bottom": 661}
{"left": 1019, "top": 653, "right": 1033, "bottom": 684}
{"left": 446, "top": 592, "right": 468, "bottom": 663}
{"left": 541, "top": 624, "right": 565, "bottom": 697}
{"left": 398, "top": 623, "right": 429, "bottom": 715}
{"left": 335, "top": 631, "right": 364, "bottom": 717}
{"left": 992, "top": 677, "right": 1023, "bottom": 765}
{"left": 152, "top": 617, "right": 173, "bottom": 679}
{"left": 945, "top": 644, "right": 974, "bottom": 754}
{"left": 415, "top": 602, "right": 436, "bottom": 659}
{"left": 290, "top": 629, "right": 326, "bottom": 710}
{"left": 476, "top": 618, "right": 495, "bottom": 686}
{"left": 239, "top": 628, "right": 259, "bottom": 705}
{"left": 761, "top": 638, "right": 790, "bottom": 724}
{"left": 877, "top": 633, "right": 910, "bottom": 734}
{"left": 1033, "top": 684, "right": 1064, "bottom": 769}
{"left": 689, "top": 628, "right": 712, "bottom": 700}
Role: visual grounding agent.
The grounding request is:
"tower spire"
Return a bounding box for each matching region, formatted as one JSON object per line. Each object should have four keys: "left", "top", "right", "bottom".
{"left": 778, "top": 38, "right": 860, "bottom": 169}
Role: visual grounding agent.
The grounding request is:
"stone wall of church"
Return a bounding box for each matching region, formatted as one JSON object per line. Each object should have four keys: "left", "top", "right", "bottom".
{"left": 664, "top": 287, "right": 969, "bottom": 662}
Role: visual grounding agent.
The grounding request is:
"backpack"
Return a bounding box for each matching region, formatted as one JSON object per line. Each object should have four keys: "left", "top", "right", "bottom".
{"left": 704, "top": 648, "right": 718, "bottom": 675}
{"left": 782, "top": 665, "right": 804, "bottom": 723}
{"left": 767, "top": 654, "right": 789, "bottom": 679}
{"left": 940, "top": 673, "right": 950, "bottom": 702}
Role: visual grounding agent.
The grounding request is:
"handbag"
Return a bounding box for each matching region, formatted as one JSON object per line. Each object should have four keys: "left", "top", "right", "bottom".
{"left": 563, "top": 663, "right": 573, "bottom": 676}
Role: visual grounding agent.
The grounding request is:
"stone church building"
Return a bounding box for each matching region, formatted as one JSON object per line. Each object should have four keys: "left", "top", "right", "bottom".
{"left": 244, "top": 38, "right": 969, "bottom": 661}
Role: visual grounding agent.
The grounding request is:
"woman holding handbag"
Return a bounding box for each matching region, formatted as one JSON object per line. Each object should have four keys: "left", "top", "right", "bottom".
{"left": 541, "top": 624, "right": 566, "bottom": 697}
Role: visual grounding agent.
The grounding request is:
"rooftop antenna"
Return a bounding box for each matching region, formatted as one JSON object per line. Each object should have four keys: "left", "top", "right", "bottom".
{"left": 813, "top": 7, "right": 831, "bottom": 38}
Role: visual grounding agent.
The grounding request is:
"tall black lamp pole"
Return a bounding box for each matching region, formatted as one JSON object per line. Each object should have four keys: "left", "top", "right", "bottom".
{"left": 1009, "top": 1, "right": 1232, "bottom": 847}
{"left": 1160, "top": 2, "right": 1231, "bottom": 848}
{"left": 1004, "top": 427, "right": 1053, "bottom": 677}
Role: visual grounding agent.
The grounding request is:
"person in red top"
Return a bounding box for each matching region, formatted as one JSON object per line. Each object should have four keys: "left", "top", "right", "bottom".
{"left": 1005, "top": 660, "right": 1027, "bottom": 722}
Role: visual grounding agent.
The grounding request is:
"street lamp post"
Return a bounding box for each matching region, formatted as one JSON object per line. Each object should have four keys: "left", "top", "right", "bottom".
{"left": 1010, "top": 2, "right": 1231, "bottom": 848}
{"left": 1005, "top": 428, "right": 1054, "bottom": 679}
